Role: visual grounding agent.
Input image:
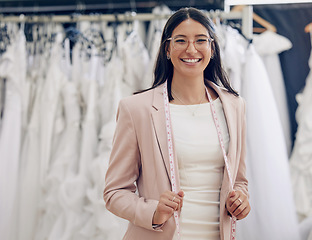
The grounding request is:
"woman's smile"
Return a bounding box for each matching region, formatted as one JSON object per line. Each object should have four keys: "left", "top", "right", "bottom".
{"left": 180, "top": 58, "right": 202, "bottom": 63}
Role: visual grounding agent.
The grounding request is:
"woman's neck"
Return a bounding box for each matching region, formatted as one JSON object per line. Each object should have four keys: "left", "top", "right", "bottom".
{"left": 171, "top": 75, "right": 207, "bottom": 104}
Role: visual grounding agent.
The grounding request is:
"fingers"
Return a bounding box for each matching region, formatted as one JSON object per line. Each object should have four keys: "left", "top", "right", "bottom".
{"left": 160, "top": 191, "right": 184, "bottom": 211}
{"left": 226, "top": 191, "right": 239, "bottom": 211}
{"left": 178, "top": 190, "right": 185, "bottom": 197}
{"left": 228, "top": 190, "right": 236, "bottom": 199}
{"left": 177, "top": 190, "right": 184, "bottom": 209}
{"left": 236, "top": 204, "right": 251, "bottom": 220}
{"left": 164, "top": 196, "right": 179, "bottom": 211}
{"left": 226, "top": 190, "right": 250, "bottom": 220}
{"left": 232, "top": 200, "right": 247, "bottom": 218}
{"left": 169, "top": 192, "right": 183, "bottom": 211}
{"left": 153, "top": 190, "right": 184, "bottom": 225}
{"left": 157, "top": 200, "right": 175, "bottom": 214}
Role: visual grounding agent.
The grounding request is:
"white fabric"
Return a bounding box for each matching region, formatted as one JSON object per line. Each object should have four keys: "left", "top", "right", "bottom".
{"left": 34, "top": 49, "right": 79, "bottom": 239}
{"left": 0, "top": 78, "right": 4, "bottom": 132}
{"left": 45, "top": 81, "right": 81, "bottom": 240}
{"left": 0, "top": 78, "right": 4, "bottom": 131}
{"left": 0, "top": 14, "right": 151, "bottom": 240}
{"left": 144, "top": 5, "right": 171, "bottom": 86}
{"left": 0, "top": 29, "right": 26, "bottom": 240}
{"left": 19, "top": 40, "right": 49, "bottom": 240}
{"left": 121, "top": 22, "right": 150, "bottom": 91}
{"left": 99, "top": 52, "right": 124, "bottom": 127}
{"left": 170, "top": 98, "right": 228, "bottom": 240}
{"left": 253, "top": 31, "right": 292, "bottom": 156}
{"left": 19, "top": 66, "right": 44, "bottom": 240}
{"left": 18, "top": 34, "right": 67, "bottom": 240}
{"left": 82, "top": 119, "right": 128, "bottom": 240}
{"left": 236, "top": 45, "right": 300, "bottom": 240}
{"left": 221, "top": 26, "right": 246, "bottom": 94}
{"left": 73, "top": 48, "right": 100, "bottom": 240}
{"left": 143, "top": 29, "right": 162, "bottom": 87}
{"left": 290, "top": 35, "right": 312, "bottom": 221}
{"left": 34, "top": 39, "right": 81, "bottom": 240}
{"left": 146, "top": 5, "right": 171, "bottom": 52}
{"left": 299, "top": 216, "right": 312, "bottom": 240}
{"left": 39, "top": 34, "right": 67, "bottom": 184}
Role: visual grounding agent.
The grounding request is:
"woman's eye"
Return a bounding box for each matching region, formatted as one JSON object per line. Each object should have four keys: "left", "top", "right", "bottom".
{"left": 175, "top": 39, "right": 186, "bottom": 43}
{"left": 196, "top": 39, "right": 208, "bottom": 44}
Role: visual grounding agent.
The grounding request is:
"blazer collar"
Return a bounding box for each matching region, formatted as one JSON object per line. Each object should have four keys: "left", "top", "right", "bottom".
{"left": 151, "top": 84, "right": 165, "bottom": 111}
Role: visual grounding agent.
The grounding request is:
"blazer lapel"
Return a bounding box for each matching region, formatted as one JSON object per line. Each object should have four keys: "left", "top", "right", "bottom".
{"left": 208, "top": 81, "right": 237, "bottom": 160}
{"left": 151, "top": 85, "right": 171, "bottom": 182}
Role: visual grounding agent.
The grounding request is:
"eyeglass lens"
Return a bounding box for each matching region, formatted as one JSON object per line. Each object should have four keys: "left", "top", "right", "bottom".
{"left": 172, "top": 37, "right": 212, "bottom": 51}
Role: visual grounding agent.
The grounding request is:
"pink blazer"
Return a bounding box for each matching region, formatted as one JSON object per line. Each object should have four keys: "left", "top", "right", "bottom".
{"left": 104, "top": 81, "right": 248, "bottom": 240}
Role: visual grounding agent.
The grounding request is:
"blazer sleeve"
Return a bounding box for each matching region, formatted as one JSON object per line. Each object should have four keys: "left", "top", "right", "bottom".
{"left": 103, "top": 100, "right": 160, "bottom": 231}
{"left": 233, "top": 98, "right": 249, "bottom": 198}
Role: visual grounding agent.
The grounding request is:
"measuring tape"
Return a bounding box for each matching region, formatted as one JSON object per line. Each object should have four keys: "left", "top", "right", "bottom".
{"left": 163, "top": 81, "right": 180, "bottom": 238}
{"left": 163, "top": 81, "right": 236, "bottom": 240}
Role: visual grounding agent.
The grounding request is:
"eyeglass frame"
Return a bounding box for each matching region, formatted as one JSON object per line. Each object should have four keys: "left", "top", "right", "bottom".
{"left": 166, "top": 35, "right": 214, "bottom": 51}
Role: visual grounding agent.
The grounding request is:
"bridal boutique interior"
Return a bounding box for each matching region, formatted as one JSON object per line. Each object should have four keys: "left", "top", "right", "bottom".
{"left": 0, "top": 0, "right": 312, "bottom": 239}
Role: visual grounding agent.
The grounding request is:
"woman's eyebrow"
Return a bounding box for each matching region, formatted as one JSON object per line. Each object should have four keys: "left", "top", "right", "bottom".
{"left": 195, "top": 34, "right": 209, "bottom": 38}
{"left": 172, "top": 34, "right": 187, "bottom": 38}
{"left": 173, "top": 34, "right": 209, "bottom": 38}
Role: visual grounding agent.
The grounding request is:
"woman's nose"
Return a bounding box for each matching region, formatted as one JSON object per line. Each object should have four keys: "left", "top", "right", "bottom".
{"left": 185, "top": 41, "right": 198, "bottom": 53}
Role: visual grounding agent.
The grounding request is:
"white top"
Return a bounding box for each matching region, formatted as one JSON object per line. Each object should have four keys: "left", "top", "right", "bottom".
{"left": 169, "top": 98, "right": 229, "bottom": 240}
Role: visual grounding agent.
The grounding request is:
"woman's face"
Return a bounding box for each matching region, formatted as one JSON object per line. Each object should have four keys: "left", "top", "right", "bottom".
{"left": 167, "top": 19, "right": 213, "bottom": 79}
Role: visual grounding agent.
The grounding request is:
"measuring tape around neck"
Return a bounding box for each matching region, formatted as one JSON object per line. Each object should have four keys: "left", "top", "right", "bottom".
{"left": 163, "top": 81, "right": 237, "bottom": 240}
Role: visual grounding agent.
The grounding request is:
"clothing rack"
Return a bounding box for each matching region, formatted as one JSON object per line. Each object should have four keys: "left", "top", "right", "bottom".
{"left": 225, "top": 0, "right": 312, "bottom": 5}
{"left": 0, "top": 1, "right": 227, "bottom": 14}
{"left": 0, "top": 7, "right": 253, "bottom": 39}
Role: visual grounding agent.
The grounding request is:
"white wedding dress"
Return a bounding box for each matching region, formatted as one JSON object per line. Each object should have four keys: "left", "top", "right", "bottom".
{"left": 236, "top": 45, "right": 300, "bottom": 240}
{"left": 0, "top": 28, "right": 27, "bottom": 240}
{"left": 253, "top": 30, "right": 292, "bottom": 156}
{"left": 290, "top": 32, "right": 312, "bottom": 221}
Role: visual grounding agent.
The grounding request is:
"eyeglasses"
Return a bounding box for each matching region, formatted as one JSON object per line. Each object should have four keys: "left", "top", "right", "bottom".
{"left": 167, "top": 36, "right": 214, "bottom": 51}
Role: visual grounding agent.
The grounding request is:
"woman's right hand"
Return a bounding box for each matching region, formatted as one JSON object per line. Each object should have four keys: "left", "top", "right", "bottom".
{"left": 152, "top": 190, "right": 184, "bottom": 225}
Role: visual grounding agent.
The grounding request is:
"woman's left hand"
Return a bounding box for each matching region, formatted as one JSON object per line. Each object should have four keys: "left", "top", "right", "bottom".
{"left": 225, "top": 190, "right": 250, "bottom": 220}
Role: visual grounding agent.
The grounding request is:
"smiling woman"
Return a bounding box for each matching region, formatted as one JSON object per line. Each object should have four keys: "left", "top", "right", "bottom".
{"left": 104, "top": 7, "right": 250, "bottom": 240}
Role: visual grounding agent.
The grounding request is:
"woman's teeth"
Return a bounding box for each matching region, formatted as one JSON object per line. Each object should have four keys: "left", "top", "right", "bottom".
{"left": 182, "top": 58, "right": 200, "bottom": 63}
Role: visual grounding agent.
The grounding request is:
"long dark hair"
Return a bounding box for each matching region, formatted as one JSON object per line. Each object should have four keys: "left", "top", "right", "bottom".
{"left": 142, "top": 7, "right": 238, "bottom": 99}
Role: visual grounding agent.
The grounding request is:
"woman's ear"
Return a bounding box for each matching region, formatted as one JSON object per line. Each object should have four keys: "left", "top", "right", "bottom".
{"left": 166, "top": 52, "right": 171, "bottom": 60}
{"left": 166, "top": 44, "right": 171, "bottom": 59}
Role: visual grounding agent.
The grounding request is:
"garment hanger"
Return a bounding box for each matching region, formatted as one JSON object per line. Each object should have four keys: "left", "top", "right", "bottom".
{"left": 124, "top": 11, "right": 137, "bottom": 36}
{"left": 231, "top": 5, "right": 277, "bottom": 33}
{"left": 216, "top": 8, "right": 252, "bottom": 45}
{"left": 126, "top": 0, "right": 137, "bottom": 36}
{"left": 304, "top": 22, "right": 312, "bottom": 33}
